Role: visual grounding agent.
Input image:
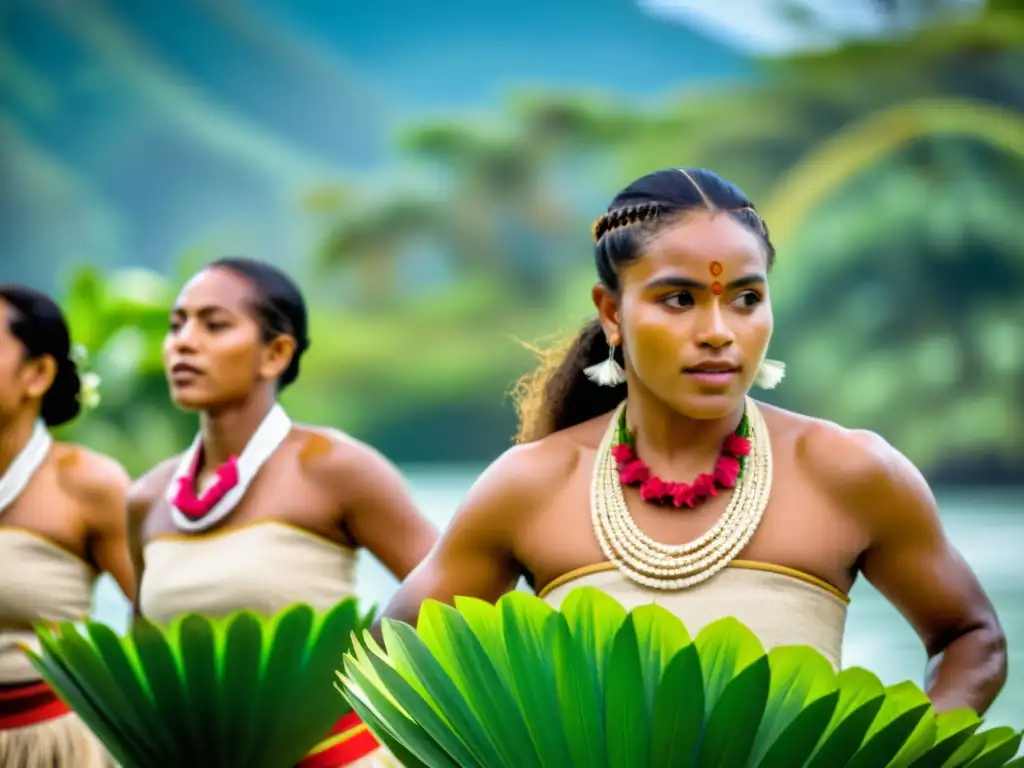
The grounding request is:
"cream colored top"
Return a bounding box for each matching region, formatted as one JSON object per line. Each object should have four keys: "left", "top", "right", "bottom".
{"left": 0, "top": 529, "right": 95, "bottom": 683}
{"left": 139, "top": 521, "right": 359, "bottom": 625}
{"left": 539, "top": 561, "right": 849, "bottom": 670}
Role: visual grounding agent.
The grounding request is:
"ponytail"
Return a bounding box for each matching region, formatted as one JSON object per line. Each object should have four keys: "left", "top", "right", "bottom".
{"left": 512, "top": 319, "right": 626, "bottom": 444}
{"left": 512, "top": 167, "right": 774, "bottom": 444}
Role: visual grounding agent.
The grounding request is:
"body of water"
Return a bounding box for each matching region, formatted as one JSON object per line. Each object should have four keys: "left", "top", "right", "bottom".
{"left": 93, "top": 469, "right": 1023, "bottom": 727}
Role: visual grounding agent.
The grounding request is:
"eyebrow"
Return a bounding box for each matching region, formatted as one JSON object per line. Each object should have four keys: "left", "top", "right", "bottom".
{"left": 643, "top": 274, "right": 766, "bottom": 291}
{"left": 170, "top": 305, "right": 234, "bottom": 317}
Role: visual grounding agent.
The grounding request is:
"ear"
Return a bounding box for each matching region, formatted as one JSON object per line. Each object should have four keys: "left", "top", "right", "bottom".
{"left": 259, "top": 335, "right": 297, "bottom": 383}
{"left": 591, "top": 283, "right": 622, "bottom": 346}
{"left": 23, "top": 354, "right": 56, "bottom": 400}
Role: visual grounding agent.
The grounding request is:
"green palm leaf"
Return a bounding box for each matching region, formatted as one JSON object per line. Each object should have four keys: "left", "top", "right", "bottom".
{"left": 339, "top": 637, "right": 458, "bottom": 767}
{"left": 499, "top": 593, "right": 574, "bottom": 764}
{"left": 25, "top": 599, "right": 372, "bottom": 768}
{"left": 339, "top": 587, "right": 1021, "bottom": 767}
{"left": 909, "top": 709, "right": 983, "bottom": 767}
{"left": 418, "top": 600, "right": 538, "bottom": 768}
{"left": 804, "top": 667, "right": 887, "bottom": 767}
{"left": 604, "top": 613, "right": 649, "bottom": 766}
{"left": 746, "top": 645, "right": 838, "bottom": 767}
{"left": 695, "top": 618, "right": 771, "bottom": 767}
{"left": 649, "top": 635, "right": 704, "bottom": 767}
{"left": 965, "top": 728, "right": 1024, "bottom": 767}
{"left": 846, "top": 682, "right": 933, "bottom": 767}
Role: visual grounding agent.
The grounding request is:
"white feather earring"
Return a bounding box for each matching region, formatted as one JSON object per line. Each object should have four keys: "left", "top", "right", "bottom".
{"left": 754, "top": 358, "right": 786, "bottom": 389}
{"left": 584, "top": 344, "right": 627, "bottom": 387}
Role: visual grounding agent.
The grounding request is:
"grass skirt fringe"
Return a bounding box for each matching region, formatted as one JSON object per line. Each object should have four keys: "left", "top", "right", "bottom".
{"left": 0, "top": 710, "right": 112, "bottom": 768}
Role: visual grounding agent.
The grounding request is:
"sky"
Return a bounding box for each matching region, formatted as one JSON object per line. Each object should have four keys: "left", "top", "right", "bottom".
{"left": 642, "top": 0, "right": 984, "bottom": 53}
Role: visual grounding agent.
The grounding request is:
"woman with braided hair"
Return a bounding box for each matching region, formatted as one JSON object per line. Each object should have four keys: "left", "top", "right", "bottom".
{"left": 380, "top": 167, "right": 1006, "bottom": 714}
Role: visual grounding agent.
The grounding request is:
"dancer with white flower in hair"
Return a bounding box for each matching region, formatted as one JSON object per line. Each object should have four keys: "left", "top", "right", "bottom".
{"left": 0, "top": 284, "right": 133, "bottom": 768}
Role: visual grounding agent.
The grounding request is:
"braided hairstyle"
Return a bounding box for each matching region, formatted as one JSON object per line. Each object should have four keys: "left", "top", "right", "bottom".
{"left": 208, "top": 258, "right": 311, "bottom": 391}
{"left": 512, "top": 168, "right": 775, "bottom": 443}
{"left": 0, "top": 284, "right": 83, "bottom": 427}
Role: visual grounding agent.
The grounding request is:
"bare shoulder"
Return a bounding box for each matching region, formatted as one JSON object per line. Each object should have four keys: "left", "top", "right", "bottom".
{"left": 455, "top": 418, "right": 593, "bottom": 529}
{"left": 293, "top": 424, "right": 404, "bottom": 490}
{"left": 473, "top": 410, "right": 608, "bottom": 501}
{"left": 52, "top": 442, "right": 131, "bottom": 520}
{"left": 767, "top": 403, "right": 934, "bottom": 527}
{"left": 127, "top": 456, "right": 180, "bottom": 521}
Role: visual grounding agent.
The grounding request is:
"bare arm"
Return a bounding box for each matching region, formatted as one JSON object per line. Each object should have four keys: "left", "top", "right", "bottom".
{"left": 375, "top": 440, "right": 564, "bottom": 639}
{"left": 847, "top": 432, "right": 1006, "bottom": 713}
{"left": 125, "top": 460, "right": 176, "bottom": 618}
{"left": 72, "top": 451, "right": 136, "bottom": 602}
{"left": 335, "top": 443, "right": 439, "bottom": 581}
{"left": 125, "top": 491, "right": 149, "bottom": 617}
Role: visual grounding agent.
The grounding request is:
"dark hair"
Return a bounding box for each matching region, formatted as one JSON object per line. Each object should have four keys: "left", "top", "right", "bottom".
{"left": 512, "top": 168, "right": 775, "bottom": 443}
{"left": 0, "top": 284, "right": 82, "bottom": 427}
{"left": 207, "top": 258, "right": 311, "bottom": 390}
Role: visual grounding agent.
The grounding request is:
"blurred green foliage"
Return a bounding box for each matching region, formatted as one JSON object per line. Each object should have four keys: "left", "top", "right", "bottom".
{"left": 59, "top": 1, "right": 1024, "bottom": 483}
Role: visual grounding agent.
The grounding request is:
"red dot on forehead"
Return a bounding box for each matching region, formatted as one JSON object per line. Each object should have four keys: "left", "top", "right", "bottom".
{"left": 711, "top": 281, "right": 724, "bottom": 295}
{"left": 709, "top": 261, "right": 723, "bottom": 276}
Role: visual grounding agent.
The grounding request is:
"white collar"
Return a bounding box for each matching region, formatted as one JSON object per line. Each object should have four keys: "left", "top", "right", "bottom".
{"left": 0, "top": 420, "right": 52, "bottom": 515}
{"left": 166, "top": 404, "right": 293, "bottom": 532}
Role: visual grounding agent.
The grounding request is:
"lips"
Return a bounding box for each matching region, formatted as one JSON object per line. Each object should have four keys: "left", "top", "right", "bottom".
{"left": 170, "top": 362, "right": 203, "bottom": 378}
{"left": 684, "top": 362, "right": 740, "bottom": 389}
{"left": 684, "top": 362, "right": 740, "bottom": 374}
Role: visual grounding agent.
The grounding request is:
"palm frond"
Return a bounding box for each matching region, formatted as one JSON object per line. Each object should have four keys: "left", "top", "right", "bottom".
{"left": 25, "top": 599, "right": 373, "bottom": 768}
{"left": 338, "top": 588, "right": 1022, "bottom": 767}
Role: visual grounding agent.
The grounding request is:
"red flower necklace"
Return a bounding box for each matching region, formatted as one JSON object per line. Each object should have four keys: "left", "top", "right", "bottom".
{"left": 171, "top": 450, "right": 241, "bottom": 521}
{"left": 611, "top": 406, "right": 751, "bottom": 509}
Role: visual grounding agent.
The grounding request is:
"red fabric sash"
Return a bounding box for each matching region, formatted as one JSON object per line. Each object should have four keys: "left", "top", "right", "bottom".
{"left": 1, "top": 684, "right": 382, "bottom": 763}
{"left": 297, "top": 711, "right": 382, "bottom": 767}
{"left": 0, "top": 681, "right": 71, "bottom": 730}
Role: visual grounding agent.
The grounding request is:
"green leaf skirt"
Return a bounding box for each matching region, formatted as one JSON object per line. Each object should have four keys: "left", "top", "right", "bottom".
{"left": 24, "top": 598, "right": 377, "bottom": 768}
{"left": 339, "top": 588, "right": 1022, "bottom": 768}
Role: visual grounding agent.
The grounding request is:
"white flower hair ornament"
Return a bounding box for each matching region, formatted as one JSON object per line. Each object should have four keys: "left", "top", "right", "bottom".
{"left": 70, "top": 344, "right": 102, "bottom": 412}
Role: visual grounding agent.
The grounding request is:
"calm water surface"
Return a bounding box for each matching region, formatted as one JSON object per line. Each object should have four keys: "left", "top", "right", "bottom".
{"left": 93, "top": 469, "right": 1023, "bottom": 728}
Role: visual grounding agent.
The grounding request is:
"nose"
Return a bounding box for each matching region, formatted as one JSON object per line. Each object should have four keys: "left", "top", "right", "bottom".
{"left": 694, "top": 303, "right": 734, "bottom": 349}
{"left": 169, "top": 318, "right": 200, "bottom": 354}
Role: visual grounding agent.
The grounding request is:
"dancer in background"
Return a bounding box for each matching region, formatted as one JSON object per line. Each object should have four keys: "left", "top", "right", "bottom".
{"left": 128, "top": 258, "right": 437, "bottom": 766}
{"left": 0, "top": 285, "right": 134, "bottom": 768}
{"left": 379, "top": 168, "right": 1006, "bottom": 715}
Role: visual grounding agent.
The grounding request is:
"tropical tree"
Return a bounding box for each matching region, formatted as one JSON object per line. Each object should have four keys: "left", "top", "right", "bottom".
{"left": 313, "top": 94, "right": 627, "bottom": 308}
{"left": 295, "top": 0, "right": 1024, "bottom": 472}
{"left": 329, "top": 0, "right": 1024, "bottom": 475}
{"left": 759, "top": 99, "right": 1024, "bottom": 476}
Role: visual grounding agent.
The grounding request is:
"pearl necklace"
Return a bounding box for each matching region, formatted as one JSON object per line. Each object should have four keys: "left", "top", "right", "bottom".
{"left": 0, "top": 420, "right": 52, "bottom": 516}
{"left": 590, "top": 397, "right": 772, "bottom": 590}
